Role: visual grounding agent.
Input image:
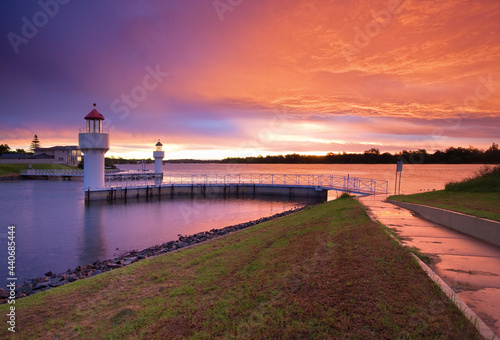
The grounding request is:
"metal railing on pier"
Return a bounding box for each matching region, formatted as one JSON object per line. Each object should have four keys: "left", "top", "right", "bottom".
{"left": 20, "top": 169, "right": 84, "bottom": 176}
{"left": 20, "top": 169, "right": 120, "bottom": 177}
{"left": 104, "top": 173, "right": 388, "bottom": 195}
{"left": 19, "top": 170, "right": 388, "bottom": 195}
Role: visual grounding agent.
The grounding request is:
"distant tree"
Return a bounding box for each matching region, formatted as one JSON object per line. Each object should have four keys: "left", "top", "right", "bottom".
{"left": 284, "top": 153, "right": 301, "bottom": 163}
{"left": 29, "top": 135, "right": 41, "bottom": 152}
{"left": 15, "top": 148, "right": 27, "bottom": 154}
{"left": 485, "top": 143, "right": 500, "bottom": 163}
{"left": 363, "top": 148, "right": 381, "bottom": 163}
{"left": 0, "top": 144, "right": 10, "bottom": 155}
{"left": 380, "top": 152, "right": 394, "bottom": 163}
{"left": 364, "top": 148, "right": 380, "bottom": 155}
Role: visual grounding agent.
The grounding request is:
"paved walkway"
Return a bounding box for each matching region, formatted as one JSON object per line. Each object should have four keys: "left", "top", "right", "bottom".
{"left": 360, "top": 194, "right": 500, "bottom": 337}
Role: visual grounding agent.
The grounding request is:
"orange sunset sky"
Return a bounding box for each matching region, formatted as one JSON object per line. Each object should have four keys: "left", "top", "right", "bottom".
{"left": 0, "top": 0, "right": 499, "bottom": 159}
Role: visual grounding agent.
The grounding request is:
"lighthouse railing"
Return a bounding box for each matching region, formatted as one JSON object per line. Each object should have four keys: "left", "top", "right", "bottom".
{"left": 79, "top": 127, "right": 110, "bottom": 133}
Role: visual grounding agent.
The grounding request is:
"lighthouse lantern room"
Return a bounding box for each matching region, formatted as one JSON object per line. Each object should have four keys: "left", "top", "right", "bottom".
{"left": 156, "top": 140, "right": 163, "bottom": 152}
{"left": 86, "top": 110, "right": 103, "bottom": 133}
{"left": 78, "top": 104, "right": 110, "bottom": 190}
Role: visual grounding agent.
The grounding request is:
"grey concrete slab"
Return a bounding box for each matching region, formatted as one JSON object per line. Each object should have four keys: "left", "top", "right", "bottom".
{"left": 404, "top": 237, "right": 500, "bottom": 257}
{"left": 389, "top": 200, "right": 500, "bottom": 247}
{"left": 360, "top": 195, "right": 500, "bottom": 337}
{"left": 392, "top": 226, "right": 466, "bottom": 239}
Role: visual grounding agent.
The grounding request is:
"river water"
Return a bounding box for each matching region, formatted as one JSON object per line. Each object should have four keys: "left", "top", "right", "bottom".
{"left": 0, "top": 163, "right": 484, "bottom": 286}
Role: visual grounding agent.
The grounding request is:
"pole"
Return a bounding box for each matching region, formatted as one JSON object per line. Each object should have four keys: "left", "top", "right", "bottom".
{"left": 395, "top": 168, "right": 398, "bottom": 195}
{"left": 398, "top": 170, "right": 402, "bottom": 195}
{"left": 395, "top": 161, "right": 403, "bottom": 195}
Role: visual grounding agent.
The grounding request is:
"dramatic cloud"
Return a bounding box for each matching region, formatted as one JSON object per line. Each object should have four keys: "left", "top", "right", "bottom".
{"left": 0, "top": 0, "right": 499, "bottom": 159}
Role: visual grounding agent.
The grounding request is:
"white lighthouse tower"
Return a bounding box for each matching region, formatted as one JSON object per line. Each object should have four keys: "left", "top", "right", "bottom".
{"left": 78, "top": 105, "right": 110, "bottom": 190}
{"left": 153, "top": 139, "right": 164, "bottom": 174}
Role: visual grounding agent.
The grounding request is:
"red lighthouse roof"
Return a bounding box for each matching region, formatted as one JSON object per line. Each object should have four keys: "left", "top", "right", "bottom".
{"left": 84, "top": 109, "right": 105, "bottom": 120}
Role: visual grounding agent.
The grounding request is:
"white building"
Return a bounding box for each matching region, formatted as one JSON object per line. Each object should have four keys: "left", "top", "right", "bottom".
{"left": 34, "top": 146, "right": 81, "bottom": 167}
{"left": 0, "top": 146, "right": 81, "bottom": 166}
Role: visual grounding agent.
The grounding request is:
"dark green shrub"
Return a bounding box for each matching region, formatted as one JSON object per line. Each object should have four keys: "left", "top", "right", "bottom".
{"left": 445, "top": 165, "right": 500, "bottom": 192}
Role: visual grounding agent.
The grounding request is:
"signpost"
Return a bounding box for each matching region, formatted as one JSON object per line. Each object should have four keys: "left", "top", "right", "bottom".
{"left": 395, "top": 161, "right": 403, "bottom": 195}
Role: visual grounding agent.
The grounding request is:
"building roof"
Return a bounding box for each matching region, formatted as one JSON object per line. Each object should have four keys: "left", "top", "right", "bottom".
{"left": 155, "top": 140, "right": 163, "bottom": 146}
{"left": 0, "top": 153, "right": 53, "bottom": 159}
{"left": 32, "top": 153, "right": 54, "bottom": 159}
{"left": 35, "top": 146, "right": 79, "bottom": 151}
{"left": 84, "top": 109, "right": 105, "bottom": 120}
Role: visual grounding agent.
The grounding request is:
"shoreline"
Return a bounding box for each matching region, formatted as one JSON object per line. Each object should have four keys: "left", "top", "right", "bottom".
{"left": 0, "top": 205, "right": 308, "bottom": 303}
{"left": 0, "top": 175, "right": 21, "bottom": 180}
{"left": 0, "top": 197, "right": 482, "bottom": 338}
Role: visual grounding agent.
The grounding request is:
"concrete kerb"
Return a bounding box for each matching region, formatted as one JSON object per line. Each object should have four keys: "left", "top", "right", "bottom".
{"left": 387, "top": 200, "right": 500, "bottom": 248}
{"left": 413, "top": 254, "right": 499, "bottom": 340}
{"left": 360, "top": 199, "right": 499, "bottom": 340}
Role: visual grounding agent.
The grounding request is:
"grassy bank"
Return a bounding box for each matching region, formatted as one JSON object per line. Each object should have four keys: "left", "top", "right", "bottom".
{"left": 0, "top": 198, "right": 481, "bottom": 339}
{"left": 0, "top": 163, "right": 78, "bottom": 177}
{"left": 389, "top": 165, "right": 500, "bottom": 221}
{"left": 388, "top": 191, "right": 500, "bottom": 221}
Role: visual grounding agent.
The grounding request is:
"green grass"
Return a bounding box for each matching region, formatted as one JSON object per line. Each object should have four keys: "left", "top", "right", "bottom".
{"left": 446, "top": 165, "right": 500, "bottom": 192}
{"left": 389, "top": 165, "right": 500, "bottom": 221}
{"left": 389, "top": 191, "right": 500, "bottom": 221}
{"left": 0, "top": 198, "right": 481, "bottom": 339}
{"left": 0, "top": 163, "right": 79, "bottom": 176}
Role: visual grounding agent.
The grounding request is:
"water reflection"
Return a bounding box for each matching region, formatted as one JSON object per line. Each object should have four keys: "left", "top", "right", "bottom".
{"left": 81, "top": 204, "right": 106, "bottom": 265}
{"left": 79, "top": 194, "right": 316, "bottom": 261}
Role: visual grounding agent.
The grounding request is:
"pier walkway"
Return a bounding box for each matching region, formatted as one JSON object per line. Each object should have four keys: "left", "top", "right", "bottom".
{"left": 20, "top": 170, "right": 388, "bottom": 198}
{"left": 104, "top": 173, "right": 388, "bottom": 196}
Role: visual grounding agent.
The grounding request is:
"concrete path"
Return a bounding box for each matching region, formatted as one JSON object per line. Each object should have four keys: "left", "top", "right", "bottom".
{"left": 360, "top": 195, "right": 500, "bottom": 337}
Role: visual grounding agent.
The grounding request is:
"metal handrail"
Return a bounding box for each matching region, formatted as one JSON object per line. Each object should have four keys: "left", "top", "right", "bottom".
{"left": 104, "top": 173, "right": 388, "bottom": 194}
{"left": 19, "top": 170, "right": 388, "bottom": 194}
{"left": 20, "top": 169, "right": 84, "bottom": 176}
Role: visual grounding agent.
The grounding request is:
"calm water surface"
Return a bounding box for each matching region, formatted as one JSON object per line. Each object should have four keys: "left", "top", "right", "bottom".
{"left": 0, "top": 164, "right": 484, "bottom": 286}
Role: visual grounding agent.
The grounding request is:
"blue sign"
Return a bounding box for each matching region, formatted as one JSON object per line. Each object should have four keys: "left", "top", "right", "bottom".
{"left": 396, "top": 161, "right": 403, "bottom": 172}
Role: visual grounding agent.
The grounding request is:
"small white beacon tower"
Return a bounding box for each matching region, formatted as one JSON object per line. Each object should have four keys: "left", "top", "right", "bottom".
{"left": 78, "top": 104, "right": 110, "bottom": 190}
{"left": 153, "top": 139, "right": 164, "bottom": 174}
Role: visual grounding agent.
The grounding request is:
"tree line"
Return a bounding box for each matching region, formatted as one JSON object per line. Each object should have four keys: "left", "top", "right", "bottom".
{"left": 1, "top": 141, "right": 498, "bottom": 164}
{"left": 221, "top": 143, "right": 500, "bottom": 164}
{"left": 0, "top": 135, "right": 41, "bottom": 155}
